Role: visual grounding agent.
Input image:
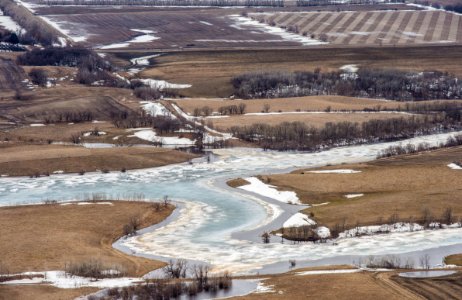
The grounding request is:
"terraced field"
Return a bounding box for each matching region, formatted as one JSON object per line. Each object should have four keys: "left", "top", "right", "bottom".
{"left": 251, "top": 10, "right": 462, "bottom": 46}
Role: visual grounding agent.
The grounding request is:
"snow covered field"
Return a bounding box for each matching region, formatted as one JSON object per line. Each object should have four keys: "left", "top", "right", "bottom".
{"left": 1, "top": 131, "right": 462, "bottom": 274}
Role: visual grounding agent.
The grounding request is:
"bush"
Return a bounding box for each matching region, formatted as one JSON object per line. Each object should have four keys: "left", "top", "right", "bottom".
{"left": 29, "top": 68, "right": 48, "bottom": 87}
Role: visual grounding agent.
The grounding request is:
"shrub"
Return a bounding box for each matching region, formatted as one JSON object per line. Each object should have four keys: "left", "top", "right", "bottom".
{"left": 29, "top": 68, "right": 48, "bottom": 87}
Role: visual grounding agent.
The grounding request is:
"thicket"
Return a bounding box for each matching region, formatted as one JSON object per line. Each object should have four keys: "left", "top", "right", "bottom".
{"left": 232, "top": 69, "right": 462, "bottom": 101}
{"left": 64, "top": 260, "right": 126, "bottom": 279}
{"left": 0, "top": 0, "right": 57, "bottom": 45}
{"left": 99, "top": 261, "right": 232, "bottom": 300}
{"left": 230, "top": 111, "right": 461, "bottom": 151}
{"left": 28, "top": 68, "right": 48, "bottom": 86}
{"left": 17, "top": 47, "right": 106, "bottom": 67}
{"left": 111, "top": 111, "right": 181, "bottom": 133}
{"left": 377, "top": 134, "right": 462, "bottom": 158}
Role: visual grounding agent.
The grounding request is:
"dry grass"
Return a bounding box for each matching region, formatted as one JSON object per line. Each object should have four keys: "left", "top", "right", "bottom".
{"left": 0, "top": 84, "right": 141, "bottom": 124}
{"left": 444, "top": 254, "right": 462, "bottom": 266}
{"left": 259, "top": 146, "right": 462, "bottom": 229}
{"left": 0, "top": 144, "right": 196, "bottom": 176}
{"left": 392, "top": 271, "right": 462, "bottom": 299}
{"left": 227, "top": 178, "right": 250, "bottom": 188}
{"left": 147, "top": 46, "right": 462, "bottom": 98}
{"left": 235, "top": 271, "right": 417, "bottom": 300}
{"left": 0, "top": 201, "right": 173, "bottom": 276}
{"left": 0, "top": 285, "right": 98, "bottom": 300}
{"left": 172, "top": 96, "right": 407, "bottom": 114}
{"left": 207, "top": 112, "right": 414, "bottom": 130}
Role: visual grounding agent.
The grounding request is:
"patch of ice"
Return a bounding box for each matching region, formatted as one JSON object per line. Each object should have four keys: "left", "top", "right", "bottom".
{"left": 52, "top": 170, "right": 64, "bottom": 174}
{"left": 344, "top": 193, "right": 364, "bottom": 199}
{"left": 283, "top": 212, "right": 315, "bottom": 228}
{"left": 30, "top": 123, "right": 45, "bottom": 127}
{"left": 307, "top": 169, "right": 361, "bottom": 174}
{"left": 238, "top": 177, "right": 300, "bottom": 205}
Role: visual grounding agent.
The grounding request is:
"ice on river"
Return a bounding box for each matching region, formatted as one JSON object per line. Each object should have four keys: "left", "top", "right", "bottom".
{"left": 1, "top": 131, "right": 462, "bottom": 274}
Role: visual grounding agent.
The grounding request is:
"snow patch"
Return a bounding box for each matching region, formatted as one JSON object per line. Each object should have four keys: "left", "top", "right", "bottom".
{"left": 344, "top": 193, "right": 364, "bottom": 199}
{"left": 230, "top": 15, "right": 325, "bottom": 46}
{"left": 0, "top": 271, "right": 140, "bottom": 288}
{"left": 134, "top": 129, "right": 195, "bottom": 146}
{"left": 283, "top": 212, "right": 316, "bottom": 228}
{"left": 448, "top": 163, "right": 462, "bottom": 170}
{"left": 339, "top": 222, "right": 425, "bottom": 238}
{"left": 141, "top": 101, "right": 176, "bottom": 119}
{"left": 139, "top": 79, "right": 191, "bottom": 90}
{"left": 238, "top": 177, "right": 300, "bottom": 205}
{"left": 340, "top": 64, "right": 358, "bottom": 73}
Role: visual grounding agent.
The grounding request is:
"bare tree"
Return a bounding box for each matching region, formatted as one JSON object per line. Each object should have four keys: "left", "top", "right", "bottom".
{"left": 261, "top": 232, "right": 271, "bottom": 243}
{"left": 442, "top": 207, "right": 454, "bottom": 225}
{"left": 419, "top": 254, "right": 431, "bottom": 270}
{"left": 163, "top": 259, "right": 188, "bottom": 278}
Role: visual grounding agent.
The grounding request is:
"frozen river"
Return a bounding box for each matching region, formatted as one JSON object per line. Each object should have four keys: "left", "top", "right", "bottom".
{"left": 2, "top": 132, "right": 462, "bottom": 274}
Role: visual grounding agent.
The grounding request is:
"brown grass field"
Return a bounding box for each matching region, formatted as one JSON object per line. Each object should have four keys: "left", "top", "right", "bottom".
{"left": 253, "top": 146, "right": 462, "bottom": 230}
{"left": 172, "top": 96, "right": 407, "bottom": 114}
{"left": 391, "top": 271, "right": 462, "bottom": 299}
{"left": 0, "top": 85, "right": 141, "bottom": 124}
{"left": 0, "top": 201, "right": 173, "bottom": 275}
{"left": 207, "top": 112, "right": 414, "bottom": 130}
{"left": 235, "top": 270, "right": 422, "bottom": 300}
{"left": 145, "top": 45, "right": 462, "bottom": 98}
{"left": 0, "top": 144, "right": 196, "bottom": 176}
{"left": 0, "top": 286, "right": 98, "bottom": 300}
{"left": 251, "top": 10, "right": 462, "bottom": 46}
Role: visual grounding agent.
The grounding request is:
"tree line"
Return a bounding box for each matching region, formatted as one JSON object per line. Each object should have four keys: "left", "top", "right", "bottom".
{"left": 232, "top": 69, "right": 462, "bottom": 101}
{"left": 230, "top": 111, "right": 462, "bottom": 151}
{"left": 296, "top": 0, "right": 403, "bottom": 5}
{"left": 39, "top": 0, "right": 284, "bottom": 6}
